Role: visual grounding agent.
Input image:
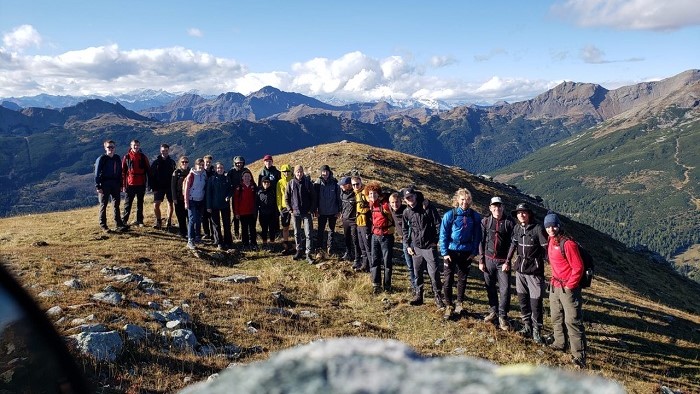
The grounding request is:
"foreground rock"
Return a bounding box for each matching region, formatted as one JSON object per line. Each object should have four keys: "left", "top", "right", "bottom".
{"left": 179, "top": 338, "right": 623, "bottom": 394}
{"left": 70, "top": 331, "right": 123, "bottom": 362}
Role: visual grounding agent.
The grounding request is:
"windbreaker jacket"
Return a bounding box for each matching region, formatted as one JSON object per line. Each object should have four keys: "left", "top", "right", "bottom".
{"left": 439, "top": 207, "right": 482, "bottom": 256}
{"left": 276, "top": 171, "right": 292, "bottom": 211}
{"left": 122, "top": 150, "right": 150, "bottom": 188}
{"left": 314, "top": 175, "right": 341, "bottom": 216}
{"left": 507, "top": 222, "right": 548, "bottom": 275}
{"left": 206, "top": 173, "right": 232, "bottom": 210}
{"left": 184, "top": 168, "right": 206, "bottom": 202}
{"left": 257, "top": 186, "right": 278, "bottom": 216}
{"left": 548, "top": 237, "right": 584, "bottom": 289}
{"left": 401, "top": 193, "right": 441, "bottom": 249}
{"left": 479, "top": 215, "right": 515, "bottom": 261}
{"left": 150, "top": 156, "right": 176, "bottom": 192}
{"left": 95, "top": 154, "right": 122, "bottom": 189}
{"left": 355, "top": 187, "right": 371, "bottom": 227}
{"left": 234, "top": 183, "right": 257, "bottom": 216}
{"left": 171, "top": 167, "right": 190, "bottom": 202}
{"left": 258, "top": 166, "right": 282, "bottom": 188}
{"left": 370, "top": 199, "right": 394, "bottom": 236}
{"left": 340, "top": 188, "right": 357, "bottom": 221}
{"left": 284, "top": 176, "right": 316, "bottom": 216}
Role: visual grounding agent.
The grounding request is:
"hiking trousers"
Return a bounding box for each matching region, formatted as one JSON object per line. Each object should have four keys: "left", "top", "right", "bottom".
{"left": 174, "top": 200, "right": 188, "bottom": 237}
{"left": 292, "top": 213, "right": 313, "bottom": 254}
{"left": 443, "top": 250, "right": 471, "bottom": 306}
{"left": 370, "top": 234, "right": 394, "bottom": 289}
{"left": 98, "top": 183, "right": 123, "bottom": 228}
{"left": 550, "top": 285, "right": 587, "bottom": 361}
{"left": 515, "top": 272, "right": 545, "bottom": 329}
{"left": 317, "top": 214, "right": 337, "bottom": 251}
{"left": 211, "top": 208, "right": 233, "bottom": 246}
{"left": 483, "top": 257, "right": 511, "bottom": 317}
{"left": 356, "top": 226, "right": 371, "bottom": 269}
{"left": 342, "top": 218, "right": 359, "bottom": 261}
{"left": 412, "top": 246, "right": 443, "bottom": 299}
{"left": 259, "top": 212, "right": 279, "bottom": 242}
{"left": 122, "top": 184, "right": 146, "bottom": 224}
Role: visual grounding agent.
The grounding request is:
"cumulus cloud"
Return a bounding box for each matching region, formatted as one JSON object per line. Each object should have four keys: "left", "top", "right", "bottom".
{"left": 2, "top": 24, "right": 42, "bottom": 52}
{"left": 0, "top": 25, "right": 560, "bottom": 104}
{"left": 430, "top": 55, "right": 457, "bottom": 68}
{"left": 551, "top": 0, "right": 700, "bottom": 30}
{"left": 187, "top": 28, "right": 203, "bottom": 38}
{"left": 581, "top": 44, "right": 607, "bottom": 63}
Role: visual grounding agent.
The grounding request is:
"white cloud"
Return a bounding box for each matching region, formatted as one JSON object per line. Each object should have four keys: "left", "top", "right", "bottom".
{"left": 580, "top": 44, "right": 607, "bottom": 63}
{"left": 552, "top": 0, "right": 700, "bottom": 30}
{"left": 187, "top": 28, "right": 203, "bottom": 38}
{"left": 2, "top": 24, "right": 42, "bottom": 52}
{"left": 430, "top": 55, "right": 457, "bottom": 68}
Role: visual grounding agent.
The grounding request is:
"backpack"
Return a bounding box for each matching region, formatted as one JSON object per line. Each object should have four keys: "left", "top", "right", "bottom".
{"left": 559, "top": 237, "right": 594, "bottom": 288}
{"left": 449, "top": 208, "right": 478, "bottom": 243}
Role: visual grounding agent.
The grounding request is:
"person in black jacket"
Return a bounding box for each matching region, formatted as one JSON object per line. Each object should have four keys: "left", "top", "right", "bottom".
{"left": 207, "top": 162, "right": 233, "bottom": 250}
{"left": 95, "top": 140, "right": 126, "bottom": 232}
{"left": 479, "top": 196, "right": 515, "bottom": 331}
{"left": 171, "top": 156, "right": 190, "bottom": 238}
{"left": 284, "top": 165, "right": 317, "bottom": 264}
{"left": 506, "top": 203, "right": 548, "bottom": 344}
{"left": 401, "top": 187, "right": 445, "bottom": 308}
{"left": 257, "top": 175, "right": 279, "bottom": 249}
{"left": 150, "top": 144, "right": 176, "bottom": 229}
{"left": 227, "top": 156, "right": 249, "bottom": 239}
{"left": 339, "top": 177, "right": 358, "bottom": 262}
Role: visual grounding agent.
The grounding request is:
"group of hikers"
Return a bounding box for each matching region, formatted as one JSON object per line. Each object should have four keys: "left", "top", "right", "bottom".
{"left": 94, "top": 139, "right": 588, "bottom": 369}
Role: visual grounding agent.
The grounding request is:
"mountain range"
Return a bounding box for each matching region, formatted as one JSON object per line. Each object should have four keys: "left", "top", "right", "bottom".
{"left": 0, "top": 69, "right": 697, "bottom": 279}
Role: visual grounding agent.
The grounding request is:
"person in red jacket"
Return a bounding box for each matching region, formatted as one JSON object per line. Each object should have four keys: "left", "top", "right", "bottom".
{"left": 545, "top": 212, "right": 587, "bottom": 369}
{"left": 121, "top": 139, "right": 151, "bottom": 226}
{"left": 366, "top": 182, "right": 394, "bottom": 294}
{"left": 234, "top": 170, "right": 257, "bottom": 250}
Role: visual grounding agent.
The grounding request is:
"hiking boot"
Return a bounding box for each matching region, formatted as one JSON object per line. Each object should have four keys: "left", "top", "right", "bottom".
{"left": 135, "top": 222, "right": 145, "bottom": 227}
{"left": 293, "top": 250, "right": 304, "bottom": 260}
{"left": 572, "top": 356, "right": 587, "bottom": 369}
{"left": 100, "top": 225, "right": 110, "bottom": 233}
{"left": 532, "top": 327, "right": 543, "bottom": 344}
{"left": 326, "top": 246, "right": 332, "bottom": 257}
{"left": 186, "top": 241, "right": 196, "bottom": 250}
{"left": 315, "top": 250, "right": 325, "bottom": 260}
{"left": 165, "top": 219, "right": 172, "bottom": 228}
{"left": 499, "top": 317, "right": 511, "bottom": 331}
{"left": 483, "top": 311, "right": 498, "bottom": 323}
{"left": 306, "top": 254, "right": 315, "bottom": 265}
{"left": 435, "top": 296, "right": 446, "bottom": 309}
{"left": 383, "top": 285, "right": 392, "bottom": 294}
{"left": 372, "top": 285, "right": 382, "bottom": 295}
{"left": 341, "top": 252, "right": 352, "bottom": 261}
{"left": 549, "top": 343, "right": 565, "bottom": 352}
{"left": 453, "top": 303, "right": 463, "bottom": 315}
{"left": 409, "top": 291, "right": 424, "bottom": 306}
{"left": 443, "top": 305, "right": 454, "bottom": 320}
{"left": 518, "top": 325, "right": 532, "bottom": 338}
{"left": 117, "top": 225, "right": 129, "bottom": 232}
{"left": 153, "top": 219, "right": 162, "bottom": 229}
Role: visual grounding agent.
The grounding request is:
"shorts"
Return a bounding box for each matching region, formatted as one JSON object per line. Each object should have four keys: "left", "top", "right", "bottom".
{"left": 153, "top": 190, "right": 173, "bottom": 203}
{"left": 280, "top": 208, "right": 291, "bottom": 227}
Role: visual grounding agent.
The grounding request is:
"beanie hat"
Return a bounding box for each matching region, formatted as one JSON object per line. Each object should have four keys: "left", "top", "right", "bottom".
{"left": 320, "top": 164, "right": 331, "bottom": 172}
{"left": 544, "top": 212, "right": 561, "bottom": 228}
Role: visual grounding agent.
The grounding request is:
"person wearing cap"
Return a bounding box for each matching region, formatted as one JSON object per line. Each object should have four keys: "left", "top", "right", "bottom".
{"left": 339, "top": 176, "right": 358, "bottom": 262}
{"left": 352, "top": 176, "right": 372, "bottom": 272}
{"left": 402, "top": 187, "right": 445, "bottom": 308}
{"left": 544, "top": 212, "right": 587, "bottom": 368}
{"left": 227, "top": 156, "right": 249, "bottom": 240}
{"left": 439, "top": 188, "right": 482, "bottom": 319}
{"left": 479, "top": 196, "right": 515, "bottom": 330}
{"left": 276, "top": 164, "right": 294, "bottom": 255}
{"left": 257, "top": 174, "right": 279, "bottom": 249}
{"left": 258, "top": 154, "right": 281, "bottom": 191}
{"left": 506, "top": 202, "right": 548, "bottom": 344}
{"left": 314, "top": 164, "right": 341, "bottom": 258}
{"left": 284, "top": 165, "right": 317, "bottom": 264}
{"left": 206, "top": 162, "right": 233, "bottom": 250}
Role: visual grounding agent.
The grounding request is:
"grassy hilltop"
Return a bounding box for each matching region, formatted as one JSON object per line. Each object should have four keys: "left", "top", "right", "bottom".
{"left": 1, "top": 142, "right": 698, "bottom": 393}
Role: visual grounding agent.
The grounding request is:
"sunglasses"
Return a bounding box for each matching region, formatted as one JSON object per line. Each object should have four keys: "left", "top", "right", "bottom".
{"left": 351, "top": 183, "right": 360, "bottom": 186}
{"left": 181, "top": 161, "right": 189, "bottom": 163}
{"left": 106, "top": 146, "right": 115, "bottom": 149}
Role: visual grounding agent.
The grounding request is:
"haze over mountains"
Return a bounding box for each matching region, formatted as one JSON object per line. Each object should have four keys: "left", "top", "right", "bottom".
{"left": 0, "top": 69, "right": 697, "bottom": 279}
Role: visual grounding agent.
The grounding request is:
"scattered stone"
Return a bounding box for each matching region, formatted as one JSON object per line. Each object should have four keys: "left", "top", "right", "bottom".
{"left": 92, "top": 291, "right": 123, "bottom": 305}
{"left": 101, "top": 266, "right": 132, "bottom": 276}
{"left": 63, "top": 279, "right": 83, "bottom": 289}
{"left": 139, "top": 277, "right": 157, "bottom": 289}
{"left": 171, "top": 329, "right": 198, "bottom": 350}
{"left": 179, "top": 338, "right": 625, "bottom": 394}
{"left": 46, "top": 306, "right": 63, "bottom": 317}
{"left": 487, "top": 337, "right": 495, "bottom": 344}
{"left": 54, "top": 317, "right": 66, "bottom": 325}
{"left": 245, "top": 326, "right": 258, "bottom": 334}
{"left": 453, "top": 348, "right": 467, "bottom": 355}
{"left": 299, "top": 310, "right": 319, "bottom": 319}
{"left": 272, "top": 291, "right": 296, "bottom": 307}
{"left": 38, "top": 290, "right": 62, "bottom": 298}
{"left": 148, "top": 311, "right": 168, "bottom": 323}
{"left": 123, "top": 324, "right": 148, "bottom": 344}
{"left": 166, "top": 320, "right": 183, "bottom": 330}
{"left": 148, "top": 302, "right": 161, "bottom": 310}
{"left": 67, "top": 303, "right": 96, "bottom": 310}
{"left": 434, "top": 338, "right": 446, "bottom": 346}
{"left": 166, "top": 306, "right": 192, "bottom": 323}
{"left": 111, "top": 273, "right": 144, "bottom": 284}
{"left": 226, "top": 297, "right": 242, "bottom": 306}
{"left": 70, "top": 324, "right": 109, "bottom": 334}
{"left": 351, "top": 321, "right": 362, "bottom": 327}
{"left": 210, "top": 274, "right": 259, "bottom": 284}
{"left": 31, "top": 241, "right": 49, "bottom": 247}
{"left": 70, "top": 331, "right": 123, "bottom": 362}
{"left": 197, "top": 292, "right": 206, "bottom": 299}
{"left": 264, "top": 308, "right": 297, "bottom": 318}
{"left": 102, "top": 285, "right": 119, "bottom": 292}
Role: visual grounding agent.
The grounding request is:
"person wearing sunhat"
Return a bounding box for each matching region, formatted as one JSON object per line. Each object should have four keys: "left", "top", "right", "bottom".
{"left": 479, "top": 196, "right": 515, "bottom": 330}
{"left": 227, "top": 156, "right": 249, "bottom": 240}
{"left": 506, "top": 202, "right": 548, "bottom": 344}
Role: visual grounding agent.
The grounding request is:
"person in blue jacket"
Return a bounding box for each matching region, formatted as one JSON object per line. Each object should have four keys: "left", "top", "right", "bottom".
{"left": 439, "top": 188, "right": 482, "bottom": 320}
{"left": 94, "top": 140, "right": 126, "bottom": 232}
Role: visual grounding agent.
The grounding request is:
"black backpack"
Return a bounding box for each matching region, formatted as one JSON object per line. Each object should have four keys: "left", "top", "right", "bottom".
{"left": 559, "top": 237, "right": 594, "bottom": 288}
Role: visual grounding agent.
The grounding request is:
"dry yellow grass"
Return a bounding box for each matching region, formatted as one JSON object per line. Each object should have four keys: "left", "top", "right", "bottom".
{"left": 1, "top": 142, "right": 698, "bottom": 393}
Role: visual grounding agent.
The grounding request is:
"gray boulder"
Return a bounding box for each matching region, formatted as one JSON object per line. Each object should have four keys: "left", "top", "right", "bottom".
{"left": 92, "top": 291, "right": 123, "bottom": 305}
{"left": 123, "top": 324, "right": 148, "bottom": 343}
{"left": 171, "top": 329, "right": 198, "bottom": 350}
{"left": 179, "top": 338, "right": 623, "bottom": 394}
{"left": 70, "top": 331, "right": 123, "bottom": 362}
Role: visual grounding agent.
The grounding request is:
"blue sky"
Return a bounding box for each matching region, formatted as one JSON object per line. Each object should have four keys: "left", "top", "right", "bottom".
{"left": 0, "top": 0, "right": 698, "bottom": 103}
